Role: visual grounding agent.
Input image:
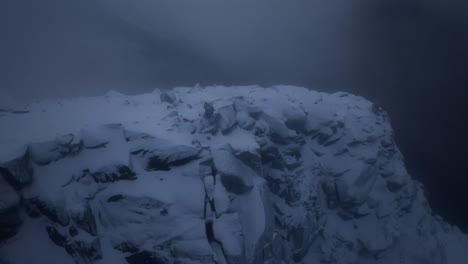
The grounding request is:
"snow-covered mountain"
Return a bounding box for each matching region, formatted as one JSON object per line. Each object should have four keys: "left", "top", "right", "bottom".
{"left": 0, "top": 86, "right": 467, "bottom": 264}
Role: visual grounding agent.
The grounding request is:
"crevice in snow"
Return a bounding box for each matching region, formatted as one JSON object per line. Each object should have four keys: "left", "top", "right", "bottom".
{"left": 202, "top": 163, "right": 229, "bottom": 264}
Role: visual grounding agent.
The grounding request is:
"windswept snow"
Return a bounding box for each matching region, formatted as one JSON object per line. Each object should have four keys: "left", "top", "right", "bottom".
{"left": 1, "top": 85, "right": 467, "bottom": 264}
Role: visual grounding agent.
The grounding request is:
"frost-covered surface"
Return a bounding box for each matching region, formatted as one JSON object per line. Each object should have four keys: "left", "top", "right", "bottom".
{"left": 0, "top": 85, "right": 467, "bottom": 264}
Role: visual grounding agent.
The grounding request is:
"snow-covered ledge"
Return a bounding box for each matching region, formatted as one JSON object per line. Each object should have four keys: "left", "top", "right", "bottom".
{"left": 1, "top": 86, "right": 467, "bottom": 264}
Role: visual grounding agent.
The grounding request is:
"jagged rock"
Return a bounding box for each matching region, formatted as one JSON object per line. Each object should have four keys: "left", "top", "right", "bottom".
{"left": 334, "top": 164, "right": 378, "bottom": 208}
{"left": 203, "top": 102, "right": 215, "bottom": 119}
{"left": 89, "top": 165, "right": 136, "bottom": 183}
{"left": 214, "top": 104, "right": 237, "bottom": 134}
{"left": 29, "top": 134, "right": 82, "bottom": 165}
{"left": 66, "top": 239, "right": 102, "bottom": 264}
{"left": 0, "top": 86, "right": 466, "bottom": 264}
{"left": 0, "top": 148, "right": 32, "bottom": 189}
{"left": 282, "top": 106, "right": 307, "bottom": 132}
{"left": 146, "top": 145, "right": 201, "bottom": 171}
{"left": 260, "top": 113, "right": 295, "bottom": 144}
{"left": 114, "top": 242, "right": 139, "bottom": 253}
{"left": 160, "top": 92, "right": 176, "bottom": 104}
{"left": 236, "top": 111, "right": 256, "bottom": 130}
{"left": 71, "top": 202, "right": 97, "bottom": 236}
{"left": 247, "top": 106, "right": 263, "bottom": 119}
{"left": 47, "top": 225, "right": 102, "bottom": 263}
{"left": 29, "top": 198, "right": 70, "bottom": 226}
{"left": 234, "top": 149, "right": 262, "bottom": 175}
{"left": 212, "top": 145, "right": 256, "bottom": 194}
{"left": 259, "top": 140, "right": 282, "bottom": 165}
{"left": 46, "top": 226, "right": 68, "bottom": 248}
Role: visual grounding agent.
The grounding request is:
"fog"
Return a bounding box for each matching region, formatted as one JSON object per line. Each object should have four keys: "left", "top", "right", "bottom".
{"left": 1, "top": 0, "right": 468, "bottom": 229}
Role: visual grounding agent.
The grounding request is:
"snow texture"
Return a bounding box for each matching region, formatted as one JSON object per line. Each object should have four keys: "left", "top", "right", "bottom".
{"left": 0, "top": 85, "right": 467, "bottom": 264}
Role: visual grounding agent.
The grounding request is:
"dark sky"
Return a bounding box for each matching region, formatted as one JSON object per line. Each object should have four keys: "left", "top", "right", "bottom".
{"left": 1, "top": 0, "right": 468, "bottom": 230}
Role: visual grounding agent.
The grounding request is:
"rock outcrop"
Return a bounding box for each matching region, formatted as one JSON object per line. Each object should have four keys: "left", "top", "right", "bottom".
{"left": 0, "top": 86, "right": 467, "bottom": 264}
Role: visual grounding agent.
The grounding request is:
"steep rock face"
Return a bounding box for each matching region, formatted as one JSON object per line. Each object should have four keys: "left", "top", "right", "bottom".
{"left": 0, "top": 86, "right": 467, "bottom": 264}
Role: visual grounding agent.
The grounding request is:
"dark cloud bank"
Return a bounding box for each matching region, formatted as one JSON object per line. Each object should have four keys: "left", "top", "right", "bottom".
{"left": 1, "top": 0, "right": 468, "bottom": 230}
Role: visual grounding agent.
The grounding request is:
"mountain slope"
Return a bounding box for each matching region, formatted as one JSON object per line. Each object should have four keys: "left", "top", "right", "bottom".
{"left": 0, "top": 85, "right": 467, "bottom": 264}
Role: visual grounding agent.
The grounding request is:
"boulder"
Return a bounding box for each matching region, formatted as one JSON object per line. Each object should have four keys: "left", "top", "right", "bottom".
{"left": 0, "top": 147, "right": 33, "bottom": 189}
{"left": 282, "top": 106, "right": 307, "bottom": 132}
{"left": 215, "top": 104, "right": 237, "bottom": 134}
{"left": 146, "top": 145, "right": 201, "bottom": 171}
{"left": 335, "top": 164, "right": 378, "bottom": 208}
{"left": 212, "top": 145, "right": 256, "bottom": 194}
{"left": 260, "top": 113, "right": 295, "bottom": 144}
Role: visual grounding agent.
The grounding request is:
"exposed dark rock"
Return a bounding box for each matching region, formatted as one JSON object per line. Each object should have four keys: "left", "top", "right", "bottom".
{"left": 114, "top": 242, "right": 139, "bottom": 254}
{"left": 259, "top": 143, "right": 282, "bottom": 164}
{"left": 214, "top": 104, "right": 237, "bottom": 134}
{"left": 69, "top": 226, "right": 78, "bottom": 237}
{"left": 30, "top": 198, "right": 70, "bottom": 226}
{"left": 107, "top": 194, "right": 125, "bottom": 203}
{"left": 23, "top": 200, "right": 41, "bottom": 218}
{"left": 160, "top": 92, "right": 176, "bottom": 104}
{"left": 71, "top": 203, "right": 97, "bottom": 236}
{"left": 147, "top": 157, "right": 171, "bottom": 171}
{"left": 213, "top": 145, "right": 255, "bottom": 194}
{"left": 386, "top": 177, "right": 405, "bottom": 192}
{"left": 46, "top": 226, "right": 68, "bottom": 247}
{"left": 260, "top": 113, "right": 294, "bottom": 144}
{"left": 146, "top": 146, "right": 201, "bottom": 171}
{"left": 282, "top": 184, "right": 302, "bottom": 205}
{"left": 0, "top": 149, "right": 33, "bottom": 189}
{"left": 29, "top": 134, "right": 82, "bottom": 165}
{"left": 91, "top": 166, "right": 136, "bottom": 183}
{"left": 47, "top": 225, "right": 102, "bottom": 263}
{"left": 66, "top": 238, "right": 102, "bottom": 264}
{"left": 283, "top": 107, "right": 307, "bottom": 132}
{"left": 321, "top": 180, "right": 340, "bottom": 209}
{"left": 220, "top": 174, "right": 252, "bottom": 194}
{"left": 125, "top": 251, "right": 168, "bottom": 264}
{"left": 1, "top": 87, "right": 466, "bottom": 264}
{"left": 160, "top": 208, "right": 168, "bottom": 216}
{"left": 11, "top": 110, "right": 30, "bottom": 114}
{"left": 247, "top": 106, "right": 263, "bottom": 119}
{"left": 266, "top": 176, "right": 282, "bottom": 196}
{"left": 234, "top": 150, "right": 262, "bottom": 175}
{"left": 236, "top": 111, "right": 256, "bottom": 130}
{"left": 203, "top": 102, "right": 215, "bottom": 119}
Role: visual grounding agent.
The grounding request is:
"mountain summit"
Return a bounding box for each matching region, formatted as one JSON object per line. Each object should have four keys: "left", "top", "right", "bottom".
{"left": 1, "top": 86, "right": 466, "bottom": 264}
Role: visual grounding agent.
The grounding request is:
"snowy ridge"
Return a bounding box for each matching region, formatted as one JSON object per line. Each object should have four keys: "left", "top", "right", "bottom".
{"left": 0, "top": 85, "right": 467, "bottom": 264}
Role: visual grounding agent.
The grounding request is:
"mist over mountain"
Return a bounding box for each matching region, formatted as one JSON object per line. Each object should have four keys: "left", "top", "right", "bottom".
{"left": 1, "top": 0, "right": 468, "bottom": 232}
